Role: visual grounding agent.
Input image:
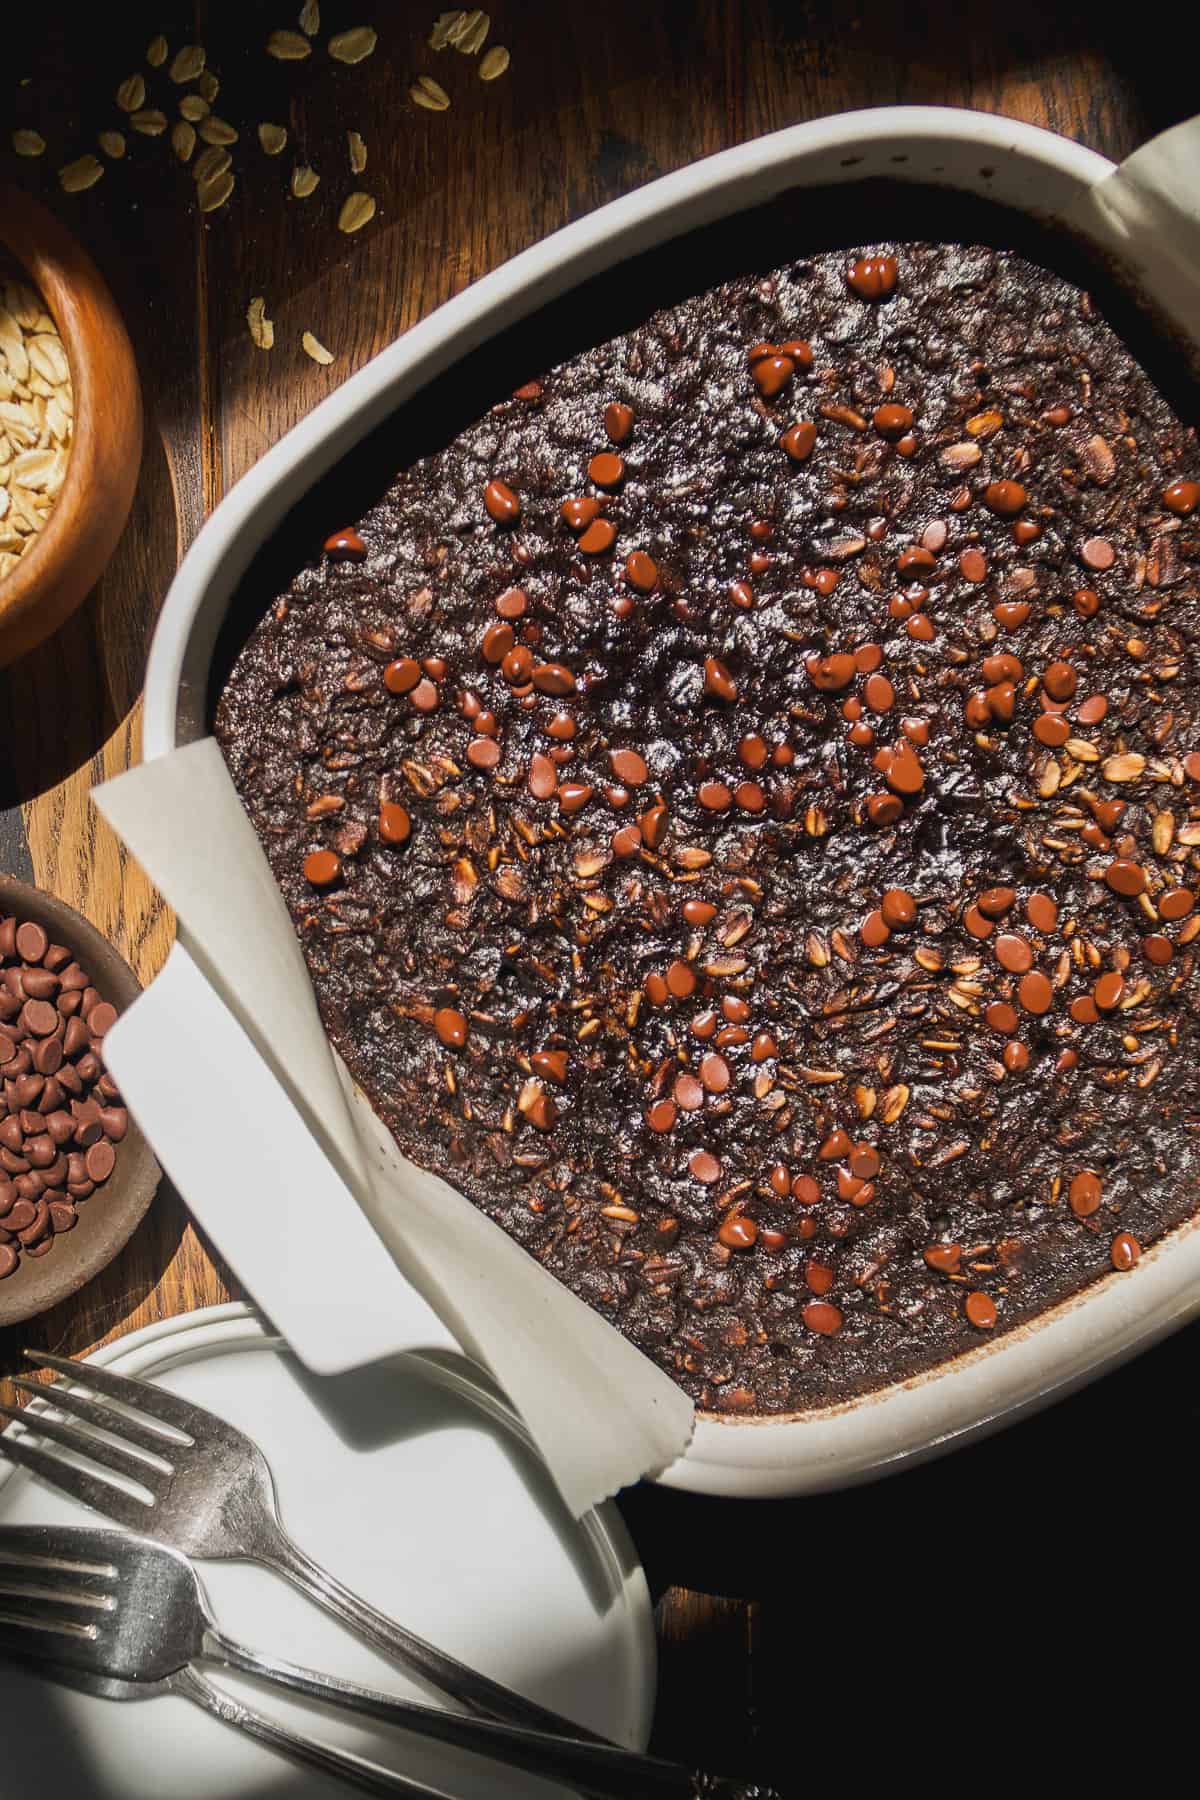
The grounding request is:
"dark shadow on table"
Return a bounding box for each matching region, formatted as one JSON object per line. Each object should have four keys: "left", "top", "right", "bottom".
{"left": 624, "top": 1316, "right": 1200, "bottom": 1778}
{"left": 622, "top": 1318, "right": 1200, "bottom": 1595}
{"left": 757, "top": 0, "right": 1197, "bottom": 141}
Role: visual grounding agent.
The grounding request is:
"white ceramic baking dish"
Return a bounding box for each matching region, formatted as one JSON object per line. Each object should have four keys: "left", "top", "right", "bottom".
{"left": 141, "top": 106, "right": 1200, "bottom": 1497}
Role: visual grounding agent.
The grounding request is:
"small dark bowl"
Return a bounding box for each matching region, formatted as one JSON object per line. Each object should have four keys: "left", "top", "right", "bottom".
{"left": 0, "top": 878, "right": 159, "bottom": 1327}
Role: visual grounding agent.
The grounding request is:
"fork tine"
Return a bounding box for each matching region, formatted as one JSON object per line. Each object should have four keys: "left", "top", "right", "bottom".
{"left": 10, "top": 1378, "right": 183, "bottom": 1460}
{"left": 0, "top": 1551, "right": 113, "bottom": 1585}
{"left": 0, "top": 1574, "right": 113, "bottom": 1616}
{"left": 0, "top": 1600, "right": 103, "bottom": 1643}
{"left": 0, "top": 1431, "right": 154, "bottom": 1528}
{"left": 0, "top": 1523, "right": 123, "bottom": 1571}
{"left": 0, "top": 1404, "right": 168, "bottom": 1495}
{"left": 22, "top": 1352, "right": 202, "bottom": 1438}
{"left": 0, "top": 1532, "right": 115, "bottom": 1633}
{"left": 0, "top": 1544, "right": 118, "bottom": 1597}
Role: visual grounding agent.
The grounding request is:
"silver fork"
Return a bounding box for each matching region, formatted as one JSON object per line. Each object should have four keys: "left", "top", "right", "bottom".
{"left": 0, "top": 1348, "right": 590, "bottom": 1740}
{"left": 0, "top": 1525, "right": 778, "bottom": 1800}
{"left": 0, "top": 1527, "right": 454, "bottom": 1800}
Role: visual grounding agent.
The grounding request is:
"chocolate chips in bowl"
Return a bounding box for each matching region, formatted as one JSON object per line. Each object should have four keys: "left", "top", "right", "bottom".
{"left": 0, "top": 878, "right": 158, "bottom": 1327}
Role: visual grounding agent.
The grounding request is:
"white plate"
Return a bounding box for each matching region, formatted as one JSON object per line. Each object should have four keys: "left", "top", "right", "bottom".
{"left": 0, "top": 1303, "right": 655, "bottom": 1798}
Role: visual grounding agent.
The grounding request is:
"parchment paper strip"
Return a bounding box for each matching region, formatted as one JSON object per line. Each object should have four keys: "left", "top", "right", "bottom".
{"left": 95, "top": 740, "right": 695, "bottom": 1516}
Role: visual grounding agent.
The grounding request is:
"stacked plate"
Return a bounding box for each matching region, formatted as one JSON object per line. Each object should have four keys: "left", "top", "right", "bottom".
{"left": 0, "top": 1305, "right": 655, "bottom": 1798}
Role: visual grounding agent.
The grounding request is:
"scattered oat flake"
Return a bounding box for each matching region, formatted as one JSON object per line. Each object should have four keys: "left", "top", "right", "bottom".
{"left": 479, "top": 44, "right": 509, "bottom": 79}
{"left": 172, "top": 121, "right": 196, "bottom": 163}
{"left": 98, "top": 130, "right": 126, "bottom": 159}
{"left": 328, "top": 26, "right": 377, "bottom": 64}
{"left": 347, "top": 130, "right": 367, "bottom": 173}
{"left": 299, "top": 0, "right": 320, "bottom": 33}
{"left": 59, "top": 155, "right": 104, "bottom": 193}
{"left": 266, "top": 28, "right": 311, "bottom": 59}
{"left": 179, "top": 95, "right": 210, "bottom": 121}
{"left": 430, "top": 11, "right": 465, "bottom": 49}
{"left": 12, "top": 130, "right": 45, "bottom": 157}
{"left": 116, "top": 74, "right": 146, "bottom": 112}
{"left": 302, "top": 330, "right": 334, "bottom": 365}
{"left": 130, "top": 110, "right": 168, "bottom": 136}
{"left": 247, "top": 296, "right": 275, "bottom": 350}
{"left": 146, "top": 34, "right": 168, "bottom": 67}
{"left": 445, "top": 10, "right": 478, "bottom": 45}
{"left": 169, "top": 45, "right": 206, "bottom": 83}
{"left": 197, "top": 71, "right": 220, "bottom": 103}
{"left": 338, "top": 191, "right": 376, "bottom": 233}
{"left": 411, "top": 75, "right": 451, "bottom": 111}
{"left": 193, "top": 145, "right": 232, "bottom": 185}
{"left": 197, "top": 169, "right": 235, "bottom": 213}
{"left": 291, "top": 164, "right": 320, "bottom": 198}
{"left": 198, "top": 117, "right": 238, "bottom": 147}
{"left": 454, "top": 10, "right": 489, "bottom": 53}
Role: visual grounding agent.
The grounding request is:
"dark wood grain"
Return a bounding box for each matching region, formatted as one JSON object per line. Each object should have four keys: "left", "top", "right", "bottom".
{"left": 1, "top": 4, "right": 1196, "bottom": 1784}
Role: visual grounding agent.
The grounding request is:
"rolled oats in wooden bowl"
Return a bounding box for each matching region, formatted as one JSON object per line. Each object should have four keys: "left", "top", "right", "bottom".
{"left": 0, "top": 185, "right": 141, "bottom": 667}
{"left": 0, "top": 267, "right": 74, "bottom": 585}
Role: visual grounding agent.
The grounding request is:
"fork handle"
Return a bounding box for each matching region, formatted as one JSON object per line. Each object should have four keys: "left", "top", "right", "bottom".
{"left": 201, "top": 1626, "right": 778, "bottom": 1800}
{"left": 265, "top": 1526, "right": 606, "bottom": 1742}
{"left": 173, "top": 1663, "right": 460, "bottom": 1799}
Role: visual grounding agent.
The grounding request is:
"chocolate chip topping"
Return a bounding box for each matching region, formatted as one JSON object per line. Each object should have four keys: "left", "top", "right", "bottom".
{"left": 603, "top": 401, "right": 634, "bottom": 444}
{"left": 217, "top": 234, "right": 1200, "bottom": 1417}
{"left": 483, "top": 478, "right": 520, "bottom": 524}
{"left": 846, "top": 254, "right": 898, "bottom": 300}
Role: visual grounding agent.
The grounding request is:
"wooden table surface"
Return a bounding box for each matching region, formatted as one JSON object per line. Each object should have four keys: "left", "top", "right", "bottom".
{"left": 2, "top": 5, "right": 1196, "bottom": 1785}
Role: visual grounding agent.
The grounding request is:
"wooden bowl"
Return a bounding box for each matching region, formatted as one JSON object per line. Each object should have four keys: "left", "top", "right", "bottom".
{"left": 0, "top": 878, "right": 160, "bottom": 1327}
{"left": 0, "top": 184, "right": 142, "bottom": 667}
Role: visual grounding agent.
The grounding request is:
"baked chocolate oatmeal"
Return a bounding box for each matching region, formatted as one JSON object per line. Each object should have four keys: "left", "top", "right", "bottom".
{"left": 215, "top": 233, "right": 1200, "bottom": 1414}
